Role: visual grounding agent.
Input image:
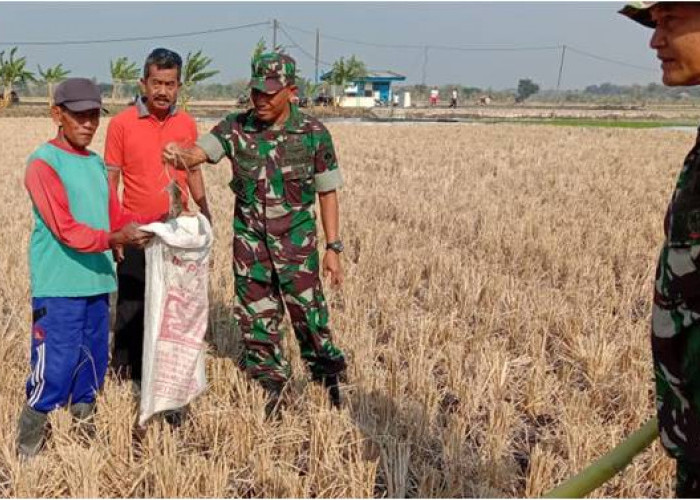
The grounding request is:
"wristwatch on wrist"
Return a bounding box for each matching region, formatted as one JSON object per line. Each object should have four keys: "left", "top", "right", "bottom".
{"left": 326, "top": 240, "right": 344, "bottom": 253}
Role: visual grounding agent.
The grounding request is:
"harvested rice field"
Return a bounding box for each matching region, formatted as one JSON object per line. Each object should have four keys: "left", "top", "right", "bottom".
{"left": 0, "top": 117, "right": 688, "bottom": 497}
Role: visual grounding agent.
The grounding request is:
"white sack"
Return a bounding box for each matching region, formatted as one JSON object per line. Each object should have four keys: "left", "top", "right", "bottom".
{"left": 138, "top": 214, "right": 213, "bottom": 426}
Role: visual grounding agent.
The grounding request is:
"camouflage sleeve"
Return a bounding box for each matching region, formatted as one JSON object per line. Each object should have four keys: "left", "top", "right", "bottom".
{"left": 313, "top": 126, "right": 343, "bottom": 193}
{"left": 195, "top": 114, "right": 236, "bottom": 163}
{"left": 666, "top": 245, "right": 700, "bottom": 301}
{"left": 653, "top": 244, "right": 700, "bottom": 462}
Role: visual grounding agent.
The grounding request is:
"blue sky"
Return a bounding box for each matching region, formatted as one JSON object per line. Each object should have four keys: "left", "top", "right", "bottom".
{"left": 0, "top": 2, "right": 660, "bottom": 90}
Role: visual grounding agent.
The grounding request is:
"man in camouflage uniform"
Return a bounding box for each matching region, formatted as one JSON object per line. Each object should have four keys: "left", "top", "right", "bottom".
{"left": 621, "top": 3, "right": 700, "bottom": 496}
{"left": 164, "top": 51, "right": 347, "bottom": 412}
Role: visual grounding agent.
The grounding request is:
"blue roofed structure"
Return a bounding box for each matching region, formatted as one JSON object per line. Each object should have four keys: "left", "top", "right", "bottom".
{"left": 320, "top": 70, "right": 406, "bottom": 104}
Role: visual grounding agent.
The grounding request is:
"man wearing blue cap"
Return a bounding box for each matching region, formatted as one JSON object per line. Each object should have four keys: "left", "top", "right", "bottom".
{"left": 17, "top": 77, "right": 154, "bottom": 458}
{"left": 621, "top": 2, "right": 700, "bottom": 495}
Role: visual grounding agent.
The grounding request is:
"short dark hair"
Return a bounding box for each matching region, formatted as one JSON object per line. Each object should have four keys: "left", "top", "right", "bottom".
{"left": 143, "top": 48, "right": 183, "bottom": 80}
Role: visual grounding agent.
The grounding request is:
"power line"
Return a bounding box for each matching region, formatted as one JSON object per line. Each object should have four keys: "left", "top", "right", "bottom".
{"left": 283, "top": 22, "right": 560, "bottom": 53}
{"left": 281, "top": 22, "right": 423, "bottom": 50}
{"left": 0, "top": 21, "right": 270, "bottom": 47}
{"left": 278, "top": 24, "right": 332, "bottom": 67}
{"left": 428, "top": 44, "right": 561, "bottom": 53}
{"left": 0, "top": 16, "right": 659, "bottom": 82}
{"left": 567, "top": 46, "right": 657, "bottom": 73}
{"left": 281, "top": 20, "right": 657, "bottom": 75}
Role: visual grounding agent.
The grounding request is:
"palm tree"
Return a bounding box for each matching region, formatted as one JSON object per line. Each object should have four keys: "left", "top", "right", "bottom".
{"left": 0, "top": 47, "right": 35, "bottom": 106}
{"left": 329, "top": 55, "right": 366, "bottom": 105}
{"left": 346, "top": 55, "right": 367, "bottom": 79}
{"left": 179, "top": 50, "right": 219, "bottom": 110}
{"left": 296, "top": 76, "right": 321, "bottom": 104}
{"left": 37, "top": 64, "right": 70, "bottom": 107}
{"left": 109, "top": 56, "right": 139, "bottom": 102}
{"left": 252, "top": 38, "right": 267, "bottom": 60}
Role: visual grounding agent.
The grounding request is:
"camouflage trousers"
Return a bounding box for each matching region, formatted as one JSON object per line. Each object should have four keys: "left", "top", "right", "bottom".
{"left": 234, "top": 269, "right": 346, "bottom": 384}
{"left": 652, "top": 245, "right": 700, "bottom": 463}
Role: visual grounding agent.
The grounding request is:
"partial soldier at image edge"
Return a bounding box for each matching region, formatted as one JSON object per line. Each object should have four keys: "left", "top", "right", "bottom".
{"left": 621, "top": 2, "right": 700, "bottom": 496}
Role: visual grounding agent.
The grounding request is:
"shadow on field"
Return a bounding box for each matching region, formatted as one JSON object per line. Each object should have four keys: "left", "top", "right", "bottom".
{"left": 346, "top": 388, "right": 475, "bottom": 498}
{"left": 346, "top": 385, "right": 530, "bottom": 497}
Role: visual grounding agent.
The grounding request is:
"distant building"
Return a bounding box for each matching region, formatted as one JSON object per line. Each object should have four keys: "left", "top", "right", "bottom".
{"left": 320, "top": 70, "right": 406, "bottom": 107}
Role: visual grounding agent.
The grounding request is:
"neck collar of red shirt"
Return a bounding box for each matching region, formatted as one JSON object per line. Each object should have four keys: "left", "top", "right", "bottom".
{"left": 136, "top": 95, "right": 177, "bottom": 119}
{"left": 49, "top": 138, "right": 92, "bottom": 157}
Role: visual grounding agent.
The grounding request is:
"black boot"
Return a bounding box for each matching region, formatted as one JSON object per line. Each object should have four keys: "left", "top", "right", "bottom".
{"left": 313, "top": 373, "right": 342, "bottom": 409}
{"left": 312, "top": 356, "right": 347, "bottom": 408}
{"left": 17, "top": 405, "right": 48, "bottom": 458}
{"left": 677, "top": 459, "right": 700, "bottom": 498}
{"left": 260, "top": 380, "right": 284, "bottom": 420}
{"left": 325, "top": 375, "right": 342, "bottom": 409}
{"left": 163, "top": 407, "right": 187, "bottom": 428}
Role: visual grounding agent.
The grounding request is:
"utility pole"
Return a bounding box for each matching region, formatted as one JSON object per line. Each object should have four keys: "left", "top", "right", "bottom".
{"left": 556, "top": 44, "right": 567, "bottom": 92}
{"left": 272, "top": 19, "right": 278, "bottom": 49}
{"left": 421, "top": 45, "right": 429, "bottom": 87}
{"left": 315, "top": 28, "right": 320, "bottom": 84}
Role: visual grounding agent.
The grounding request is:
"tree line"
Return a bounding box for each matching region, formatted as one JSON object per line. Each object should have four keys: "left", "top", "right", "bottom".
{"left": 6, "top": 43, "right": 700, "bottom": 107}
{"left": 0, "top": 46, "right": 220, "bottom": 109}
{"left": 0, "top": 43, "right": 370, "bottom": 108}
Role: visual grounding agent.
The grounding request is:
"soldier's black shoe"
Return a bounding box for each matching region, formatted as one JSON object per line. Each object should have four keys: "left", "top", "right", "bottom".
{"left": 325, "top": 375, "right": 341, "bottom": 409}
{"left": 676, "top": 459, "right": 700, "bottom": 498}
{"left": 163, "top": 407, "right": 186, "bottom": 428}
{"left": 313, "top": 374, "right": 342, "bottom": 409}
{"left": 260, "top": 380, "right": 284, "bottom": 420}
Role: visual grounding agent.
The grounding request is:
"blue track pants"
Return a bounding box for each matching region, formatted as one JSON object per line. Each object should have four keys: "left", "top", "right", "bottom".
{"left": 26, "top": 294, "right": 109, "bottom": 412}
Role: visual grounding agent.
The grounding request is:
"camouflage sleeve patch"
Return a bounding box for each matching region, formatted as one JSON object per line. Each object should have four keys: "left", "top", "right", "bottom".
{"left": 313, "top": 125, "right": 339, "bottom": 174}
{"left": 315, "top": 169, "right": 343, "bottom": 192}
{"left": 196, "top": 133, "right": 227, "bottom": 163}
{"left": 312, "top": 125, "right": 342, "bottom": 191}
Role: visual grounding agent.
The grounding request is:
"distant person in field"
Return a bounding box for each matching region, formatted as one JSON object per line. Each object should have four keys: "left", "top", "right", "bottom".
{"left": 105, "top": 48, "right": 210, "bottom": 427}
{"left": 621, "top": 2, "right": 700, "bottom": 496}
{"left": 163, "top": 50, "right": 347, "bottom": 417}
{"left": 429, "top": 86, "right": 439, "bottom": 106}
{"left": 450, "top": 88, "right": 458, "bottom": 108}
{"left": 17, "top": 78, "right": 153, "bottom": 458}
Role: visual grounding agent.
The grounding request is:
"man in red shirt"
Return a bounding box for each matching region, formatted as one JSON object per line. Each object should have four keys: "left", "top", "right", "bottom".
{"left": 105, "top": 48, "right": 210, "bottom": 426}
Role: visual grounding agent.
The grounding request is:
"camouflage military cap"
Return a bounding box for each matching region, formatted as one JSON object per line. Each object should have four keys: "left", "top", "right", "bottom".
{"left": 619, "top": 2, "right": 657, "bottom": 28}
{"left": 249, "top": 52, "right": 296, "bottom": 94}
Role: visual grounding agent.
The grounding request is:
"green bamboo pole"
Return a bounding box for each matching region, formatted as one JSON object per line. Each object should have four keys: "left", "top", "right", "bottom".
{"left": 543, "top": 417, "right": 659, "bottom": 498}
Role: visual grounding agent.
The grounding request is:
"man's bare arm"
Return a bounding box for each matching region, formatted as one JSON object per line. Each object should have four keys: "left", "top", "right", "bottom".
{"left": 163, "top": 143, "right": 208, "bottom": 171}
{"left": 106, "top": 168, "right": 124, "bottom": 262}
{"left": 108, "top": 168, "right": 121, "bottom": 194}
{"left": 319, "top": 190, "right": 340, "bottom": 242}
{"left": 318, "top": 190, "right": 343, "bottom": 288}
{"left": 186, "top": 167, "right": 211, "bottom": 221}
